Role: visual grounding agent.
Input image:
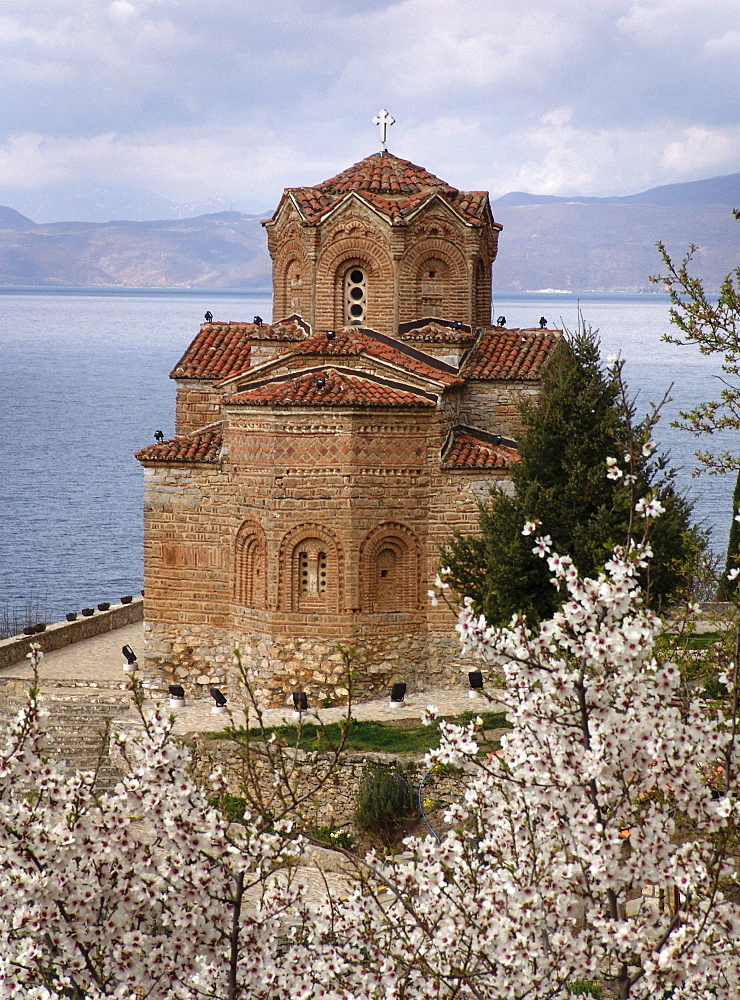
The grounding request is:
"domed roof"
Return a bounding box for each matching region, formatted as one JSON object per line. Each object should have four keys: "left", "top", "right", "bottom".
{"left": 314, "top": 152, "right": 456, "bottom": 197}
{"left": 270, "top": 151, "right": 491, "bottom": 228}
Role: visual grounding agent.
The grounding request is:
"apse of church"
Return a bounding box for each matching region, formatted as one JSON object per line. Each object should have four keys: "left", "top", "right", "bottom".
{"left": 136, "top": 136, "right": 558, "bottom": 706}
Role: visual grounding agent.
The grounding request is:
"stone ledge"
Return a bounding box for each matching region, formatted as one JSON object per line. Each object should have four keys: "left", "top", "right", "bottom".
{"left": 0, "top": 598, "right": 144, "bottom": 670}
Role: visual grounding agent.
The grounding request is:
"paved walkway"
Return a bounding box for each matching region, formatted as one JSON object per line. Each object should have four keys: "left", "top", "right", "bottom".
{"left": 0, "top": 621, "right": 504, "bottom": 733}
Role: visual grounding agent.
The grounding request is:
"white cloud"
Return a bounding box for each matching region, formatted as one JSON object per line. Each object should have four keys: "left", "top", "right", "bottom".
{"left": 704, "top": 29, "right": 740, "bottom": 56}
{"left": 541, "top": 108, "right": 573, "bottom": 128}
{"left": 0, "top": 0, "right": 737, "bottom": 212}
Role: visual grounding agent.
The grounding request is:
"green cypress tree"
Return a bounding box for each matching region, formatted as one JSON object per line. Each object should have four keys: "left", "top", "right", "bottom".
{"left": 442, "top": 327, "right": 702, "bottom": 624}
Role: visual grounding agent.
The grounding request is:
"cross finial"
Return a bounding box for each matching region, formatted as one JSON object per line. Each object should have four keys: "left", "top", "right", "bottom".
{"left": 372, "top": 108, "right": 395, "bottom": 151}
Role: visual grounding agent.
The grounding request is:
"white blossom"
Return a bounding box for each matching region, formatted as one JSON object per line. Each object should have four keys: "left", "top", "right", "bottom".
{"left": 521, "top": 520, "right": 541, "bottom": 536}
{"left": 635, "top": 496, "right": 666, "bottom": 518}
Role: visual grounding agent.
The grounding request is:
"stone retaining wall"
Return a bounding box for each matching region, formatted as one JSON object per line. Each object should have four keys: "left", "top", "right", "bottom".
{"left": 0, "top": 598, "right": 144, "bottom": 670}
{"left": 189, "top": 734, "right": 462, "bottom": 832}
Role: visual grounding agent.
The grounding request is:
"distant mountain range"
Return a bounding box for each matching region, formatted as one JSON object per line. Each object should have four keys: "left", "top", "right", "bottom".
{"left": 0, "top": 173, "right": 737, "bottom": 293}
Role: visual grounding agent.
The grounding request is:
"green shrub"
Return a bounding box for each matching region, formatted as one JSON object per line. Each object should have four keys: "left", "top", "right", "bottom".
{"left": 567, "top": 981, "right": 603, "bottom": 998}
{"left": 311, "top": 825, "right": 354, "bottom": 850}
{"left": 354, "top": 762, "right": 418, "bottom": 845}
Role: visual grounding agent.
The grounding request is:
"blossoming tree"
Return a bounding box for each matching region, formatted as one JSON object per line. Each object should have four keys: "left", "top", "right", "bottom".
{"left": 291, "top": 538, "right": 740, "bottom": 999}
{"left": 0, "top": 663, "right": 307, "bottom": 1000}
{"left": 2, "top": 531, "right": 740, "bottom": 996}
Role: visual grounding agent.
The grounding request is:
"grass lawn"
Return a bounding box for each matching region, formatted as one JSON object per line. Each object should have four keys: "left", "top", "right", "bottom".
{"left": 206, "top": 710, "right": 511, "bottom": 755}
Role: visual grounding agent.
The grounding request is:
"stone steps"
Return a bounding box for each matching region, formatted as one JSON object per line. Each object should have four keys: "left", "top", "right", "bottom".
{"left": 0, "top": 686, "right": 134, "bottom": 792}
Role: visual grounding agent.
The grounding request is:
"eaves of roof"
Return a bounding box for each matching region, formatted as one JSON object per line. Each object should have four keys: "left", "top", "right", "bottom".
{"left": 441, "top": 426, "right": 519, "bottom": 471}
{"left": 462, "top": 328, "right": 560, "bottom": 382}
{"left": 216, "top": 326, "right": 464, "bottom": 393}
{"left": 135, "top": 423, "right": 222, "bottom": 465}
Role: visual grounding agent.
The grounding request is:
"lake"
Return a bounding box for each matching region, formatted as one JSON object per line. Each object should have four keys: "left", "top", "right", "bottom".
{"left": 0, "top": 288, "right": 735, "bottom": 625}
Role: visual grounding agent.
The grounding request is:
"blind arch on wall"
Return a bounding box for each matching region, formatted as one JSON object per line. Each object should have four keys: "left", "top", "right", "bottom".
{"left": 360, "top": 522, "right": 421, "bottom": 612}
{"left": 234, "top": 520, "right": 267, "bottom": 609}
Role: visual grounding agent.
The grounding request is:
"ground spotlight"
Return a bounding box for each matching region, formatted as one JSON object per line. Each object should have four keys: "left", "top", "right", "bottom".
{"left": 168, "top": 684, "right": 185, "bottom": 708}
{"left": 468, "top": 670, "right": 484, "bottom": 699}
{"left": 210, "top": 687, "right": 227, "bottom": 714}
{"left": 390, "top": 682, "right": 407, "bottom": 706}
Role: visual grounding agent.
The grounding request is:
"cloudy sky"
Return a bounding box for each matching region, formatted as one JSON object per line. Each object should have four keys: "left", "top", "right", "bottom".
{"left": 0, "top": 0, "right": 738, "bottom": 220}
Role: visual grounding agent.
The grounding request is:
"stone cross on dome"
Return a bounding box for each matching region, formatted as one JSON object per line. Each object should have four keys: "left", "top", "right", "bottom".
{"left": 372, "top": 108, "right": 395, "bottom": 151}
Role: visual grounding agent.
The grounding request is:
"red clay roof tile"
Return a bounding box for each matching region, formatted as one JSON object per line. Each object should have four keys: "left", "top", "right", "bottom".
{"left": 169, "top": 318, "right": 307, "bottom": 380}
{"left": 399, "top": 319, "right": 476, "bottom": 345}
{"left": 135, "top": 424, "right": 222, "bottom": 464}
{"left": 224, "top": 369, "right": 435, "bottom": 408}
{"left": 262, "top": 326, "right": 464, "bottom": 387}
{"left": 442, "top": 428, "right": 519, "bottom": 471}
{"left": 278, "top": 153, "right": 492, "bottom": 228}
{"left": 462, "top": 328, "right": 559, "bottom": 381}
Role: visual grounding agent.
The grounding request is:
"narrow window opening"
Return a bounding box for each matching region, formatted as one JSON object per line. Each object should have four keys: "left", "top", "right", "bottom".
{"left": 344, "top": 266, "right": 367, "bottom": 325}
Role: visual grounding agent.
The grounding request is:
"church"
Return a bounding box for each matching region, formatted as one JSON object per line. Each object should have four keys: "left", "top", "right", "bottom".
{"left": 135, "top": 135, "right": 559, "bottom": 706}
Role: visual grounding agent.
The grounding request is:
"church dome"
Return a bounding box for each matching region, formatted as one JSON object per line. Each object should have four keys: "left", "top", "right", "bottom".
{"left": 313, "top": 152, "right": 456, "bottom": 197}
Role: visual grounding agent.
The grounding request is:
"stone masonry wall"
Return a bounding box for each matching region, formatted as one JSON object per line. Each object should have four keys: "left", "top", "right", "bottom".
{"left": 141, "top": 402, "right": 498, "bottom": 704}
{"left": 189, "top": 738, "right": 464, "bottom": 833}
{"left": 460, "top": 381, "right": 540, "bottom": 439}
{"left": 174, "top": 380, "right": 223, "bottom": 436}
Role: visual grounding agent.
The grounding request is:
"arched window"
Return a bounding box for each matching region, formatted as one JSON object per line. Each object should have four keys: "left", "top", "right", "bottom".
{"left": 234, "top": 522, "right": 266, "bottom": 609}
{"left": 344, "top": 266, "right": 367, "bottom": 325}
{"left": 298, "top": 543, "right": 328, "bottom": 601}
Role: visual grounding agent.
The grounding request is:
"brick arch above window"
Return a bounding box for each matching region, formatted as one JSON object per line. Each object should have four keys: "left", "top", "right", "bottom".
{"left": 314, "top": 237, "right": 394, "bottom": 333}
{"left": 234, "top": 520, "right": 267, "bottom": 610}
{"left": 360, "top": 522, "right": 421, "bottom": 613}
{"left": 278, "top": 523, "right": 344, "bottom": 613}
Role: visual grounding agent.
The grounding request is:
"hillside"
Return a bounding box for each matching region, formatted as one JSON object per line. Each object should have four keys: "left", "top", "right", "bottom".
{"left": 0, "top": 173, "right": 736, "bottom": 292}
{"left": 0, "top": 212, "right": 270, "bottom": 289}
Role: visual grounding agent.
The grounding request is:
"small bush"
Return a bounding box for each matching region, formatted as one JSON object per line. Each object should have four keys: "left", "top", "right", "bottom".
{"left": 354, "top": 762, "right": 418, "bottom": 846}
{"left": 311, "top": 825, "right": 354, "bottom": 850}
{"left": 568, "top": 980, "right": 603, "bottom": 998}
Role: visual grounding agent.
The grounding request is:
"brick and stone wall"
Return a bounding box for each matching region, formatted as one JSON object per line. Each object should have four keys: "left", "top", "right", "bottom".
{"left": 174, "top": 380, "right": 223, "bottom": 436}
{"left": 140, "top": 401, "right": 504, "bottom": 703}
